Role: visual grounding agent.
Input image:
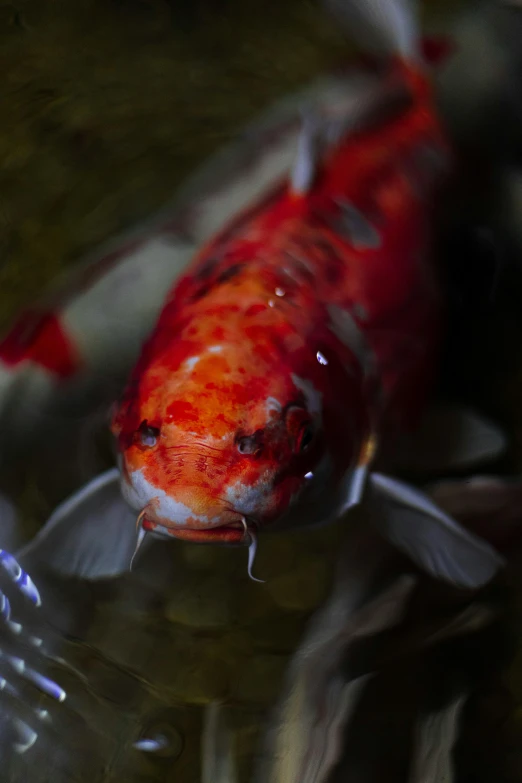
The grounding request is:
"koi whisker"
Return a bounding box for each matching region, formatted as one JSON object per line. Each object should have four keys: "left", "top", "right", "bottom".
{"left": 135, "top": 508, "right": 147, "bottom": 533}
{"left": 131, "top": 510, "right": 148, "bottom": 571}
{"left": 242, "top": 518, "right": 265, "bottom": 584}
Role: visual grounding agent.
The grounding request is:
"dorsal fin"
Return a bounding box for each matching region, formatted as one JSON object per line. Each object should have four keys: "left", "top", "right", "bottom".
{"left": 289, "top": 80, "right": 413, "bottom": 197}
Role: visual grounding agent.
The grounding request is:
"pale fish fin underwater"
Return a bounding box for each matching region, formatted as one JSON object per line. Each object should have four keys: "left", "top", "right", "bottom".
{"left": 16, "top": 468, "right": 144, "bottom": 580}
{"left": 253, "top": 573, "right": 416, "bottom": 783}
{"left": 392, "top": 404, "right": 508, "bottom": 475}
{"left": 201, "top": 702, "right": 238, "bottom": 783}
{"left": 409, "top": 693, "right": 468, "bottom": 783}
{"left": 369, "top": 472, "right": 505, "bottom": 589}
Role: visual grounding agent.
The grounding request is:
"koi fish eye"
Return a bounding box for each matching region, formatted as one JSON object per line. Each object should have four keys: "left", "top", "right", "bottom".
{"left": 286, "top": 406, "right": 315, "bottom": 454}
{"left": 236, "top": 430, "right": 264, "bottom": 457}
{"left": 136, "top": 420, "right": 160, "bottom": 448}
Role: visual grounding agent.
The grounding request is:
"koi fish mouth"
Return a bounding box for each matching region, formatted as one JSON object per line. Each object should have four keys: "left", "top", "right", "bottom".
{"left": 142, "top": 516, "right": 249, "bottom": 544}
{"left": 135, "top": 512, "right": 264, "bottom": 582}
{"left": 151, "top": 520, "right": 246, "bottom": 544}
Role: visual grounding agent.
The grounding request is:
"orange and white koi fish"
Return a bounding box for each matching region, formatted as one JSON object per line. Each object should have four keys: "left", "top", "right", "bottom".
{"left": 19, "top": 0, "right": 512, "bottom": 587}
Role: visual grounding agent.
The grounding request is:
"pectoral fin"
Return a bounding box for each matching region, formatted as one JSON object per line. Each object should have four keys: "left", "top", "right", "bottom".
{"left": 17, "top": 469, "right": 143, "bottom": 580}
{"left": 369, "top": 472, "right": 505, "bottom": 589}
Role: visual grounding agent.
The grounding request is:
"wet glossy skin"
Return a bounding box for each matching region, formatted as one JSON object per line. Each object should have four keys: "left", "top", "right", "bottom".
{"left": 111, "top": 62, "right": 451, "bottom": 543}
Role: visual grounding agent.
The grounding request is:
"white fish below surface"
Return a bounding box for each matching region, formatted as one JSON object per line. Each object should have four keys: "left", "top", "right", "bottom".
{"left": 248, "top": 512, "right": 514, "bottom": 783}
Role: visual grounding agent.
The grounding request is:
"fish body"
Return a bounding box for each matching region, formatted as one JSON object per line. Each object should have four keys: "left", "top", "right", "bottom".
{"left": 111, "top": 27, "right": 451, "bottom": 545}
{"left": 13, "top": 0, "right": 508, "bottom": 589}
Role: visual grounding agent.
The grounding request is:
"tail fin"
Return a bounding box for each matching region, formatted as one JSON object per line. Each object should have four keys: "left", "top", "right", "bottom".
{"left": 324, "top": 0, "right": 420, "bottom": 62}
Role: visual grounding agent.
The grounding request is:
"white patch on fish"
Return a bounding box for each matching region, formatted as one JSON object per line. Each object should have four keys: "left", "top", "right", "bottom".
{"left": 123, "top": 469, "right": 221, "bottom": 527}
{"left": 291, "top": 374, "right": 323, "bottom": 416}
{"left": 225, "top": 474, "right": 273, "bottom": 516}
{"left": 208, "top": 345, "right": 224, "bottom": 354}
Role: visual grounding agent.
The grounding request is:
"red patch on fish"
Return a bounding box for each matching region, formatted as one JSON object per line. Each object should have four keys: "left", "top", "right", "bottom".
{"left": 0, "top": 310, "right": 80, "bottom": 378}
{"left": 166, "top": 399, "right": 199, "bottom": 422}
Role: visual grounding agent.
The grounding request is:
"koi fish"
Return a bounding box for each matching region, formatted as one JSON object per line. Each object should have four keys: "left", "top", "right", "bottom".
{"left": 18, "top": 0, "right": 511, "bottom": 587}
{"left": 0, "top": 1, "right": 515, "bottom": 472}
{"left": 107, "top": 0, "right": 506, "bottom": 585}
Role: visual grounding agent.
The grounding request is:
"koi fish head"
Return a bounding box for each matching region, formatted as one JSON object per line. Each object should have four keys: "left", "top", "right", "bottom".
{"left": 110, "top": 337, "right": 344, "bottom": 547}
